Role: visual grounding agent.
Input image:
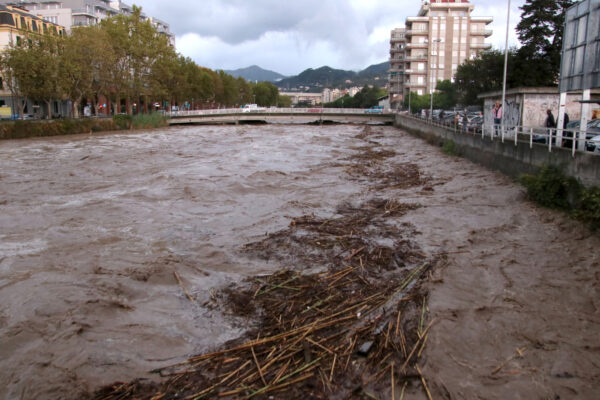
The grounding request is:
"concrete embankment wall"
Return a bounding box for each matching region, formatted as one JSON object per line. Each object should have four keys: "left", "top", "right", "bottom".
{"left": 394, "top": 115, "right": 600, "bottom": 187}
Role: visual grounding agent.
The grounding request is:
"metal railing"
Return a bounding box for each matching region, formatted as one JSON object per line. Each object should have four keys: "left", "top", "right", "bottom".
{"left": 166, "top": 108, "right": 390, "bottom": 117}
{"left": 403, "top": 113, "right": 599, "bottom": 157}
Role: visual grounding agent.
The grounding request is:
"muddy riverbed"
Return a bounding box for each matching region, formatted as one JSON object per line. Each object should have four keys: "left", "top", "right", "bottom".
{"left": 0, "top": 125, "right": 598, "bottom": 399}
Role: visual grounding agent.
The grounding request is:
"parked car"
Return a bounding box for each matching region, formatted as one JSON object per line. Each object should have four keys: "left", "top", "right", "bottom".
{"left": 463, "top": 115, "right": 483, "bottom": 133}
{"left": 242, "top": 104, "right": 266, "bottom": 113}
{"left": 365, "top": 106, "right": 384, "bottom": 114}
{"left": 585, "top": 134, "right": 600, "bottom": 152}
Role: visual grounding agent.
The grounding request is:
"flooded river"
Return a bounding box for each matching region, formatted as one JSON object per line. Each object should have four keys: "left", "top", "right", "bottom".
{"left": 1, "top": 124, "right": 598, "bottom": 399}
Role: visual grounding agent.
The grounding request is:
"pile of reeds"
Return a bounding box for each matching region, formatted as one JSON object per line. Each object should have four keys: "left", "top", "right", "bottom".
{"left": 94, "top": 256, "right": 436, "bottom": 400}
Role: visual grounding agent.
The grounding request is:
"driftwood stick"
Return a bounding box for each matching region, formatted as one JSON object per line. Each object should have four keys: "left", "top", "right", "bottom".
{"left": 173, "top": 269, "right": 195, "bottom": 303}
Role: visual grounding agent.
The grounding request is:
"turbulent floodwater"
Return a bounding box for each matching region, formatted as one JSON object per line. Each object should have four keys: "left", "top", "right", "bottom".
{"left": 0, "top": 125, "right": 373, "bottom": 399}
{"left": 2, "top": 124, "right": 599, "bottom": 400}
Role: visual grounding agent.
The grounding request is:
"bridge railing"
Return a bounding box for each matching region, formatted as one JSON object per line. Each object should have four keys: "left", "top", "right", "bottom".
{"left": 166, "top": 108, "right": 390, "bottom": 117}
{"left": 404, "top": 113, "right": 599, "bottom": 157}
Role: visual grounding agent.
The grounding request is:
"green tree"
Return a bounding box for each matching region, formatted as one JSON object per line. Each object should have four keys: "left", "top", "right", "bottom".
{"left": 61, "top": 26, "right": 116, "bottom": 117}
{"left": 0, "top": 33, "right": 62, "bottom": 119}
{"left": 434, "top": 80, "right": 458, "bottom": 110}
{"left": 101, "top": 6, "right": 173, "bottom": 114}
{"left": 277, "top": 95, "right": 292, "bottom": 108}
{"left": 516, "top": 0, "right": 575, "bottom": 85}
{"left": 251, "top": 82, "right": 279, "bottom": 106}
{"left": 454, "top": 50, "right": 509, "bottom": 105}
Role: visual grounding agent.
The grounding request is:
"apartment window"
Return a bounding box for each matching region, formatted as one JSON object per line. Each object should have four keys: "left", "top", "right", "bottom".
{"left": 417, "top": 76, "right": 424, "bottom": 84}
{"left": 440, "top": 23, "right": 446, "bottom": 31}
{"left": 20, "top": 16, "right": 26, "bottom": 29}
{"left": 418, "top": 63, "right": 425, "bottom": 70}
{"left": 0, "top": 12, "right": 15, "bottom": 26}
{"left": 576, "top": 16, "right": 588, "bottom": 45}
{"left": 417, "top": 90, "right": 423, "bottom": 95}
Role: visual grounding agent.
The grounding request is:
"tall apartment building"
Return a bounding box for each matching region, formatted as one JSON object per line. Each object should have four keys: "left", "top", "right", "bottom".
{"left": 0, "top": 0, "right": 173, "bottom": 43}
{"left": 389, "top": 0, "right": 492, "bottom": 107}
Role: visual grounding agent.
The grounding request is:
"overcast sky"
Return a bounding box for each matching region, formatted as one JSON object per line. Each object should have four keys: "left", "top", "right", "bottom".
{"left": 133, "top": 0, "right": 526, "bottom": 76}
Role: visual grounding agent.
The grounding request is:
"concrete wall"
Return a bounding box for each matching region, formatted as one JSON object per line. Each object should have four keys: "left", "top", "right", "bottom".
{"left": 483, "top": 91, "right": 600, "bottom": 129}
{"left": 395, "top": 114, "right": 600, "bottom": 187}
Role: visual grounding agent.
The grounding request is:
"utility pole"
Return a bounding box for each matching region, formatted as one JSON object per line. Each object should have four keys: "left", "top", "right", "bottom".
{"left": 429, "top": 38, "right": 442, "bottom": 121}
{"left": 500, "top": 0, "right": 511, "bottom": 141}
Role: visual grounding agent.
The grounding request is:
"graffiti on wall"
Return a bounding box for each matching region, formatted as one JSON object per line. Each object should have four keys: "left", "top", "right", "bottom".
{"left": 484, "top": 96, "right": 521, "bottom": 128}
{"left": 485, "top": 93, "right": 600, "bottom": 128}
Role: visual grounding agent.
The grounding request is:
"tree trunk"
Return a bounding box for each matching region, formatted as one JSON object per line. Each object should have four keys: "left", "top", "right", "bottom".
{"left": 72, "top": 100, "right": 80, "bottom": 119}
{"left": 45, "top": 100, "right": 52, "bottom": 120}
{"left": 18, "top": 97, "right": 26, "bottom": 120}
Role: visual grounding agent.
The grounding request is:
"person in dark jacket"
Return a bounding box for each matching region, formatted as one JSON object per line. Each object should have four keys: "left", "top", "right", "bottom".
{"left": 545, "top": 109, "right": 556, "bottom": 144}
{"left": 545, "top": 109, "right": 556, "bottom": 128}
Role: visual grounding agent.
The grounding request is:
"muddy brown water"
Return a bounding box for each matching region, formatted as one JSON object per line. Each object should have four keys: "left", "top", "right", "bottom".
{"left": 0, "top": 125, "right": 599, "bottom": 399}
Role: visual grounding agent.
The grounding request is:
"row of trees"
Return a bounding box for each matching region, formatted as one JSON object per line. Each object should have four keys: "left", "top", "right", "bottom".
{"left": 324, "top": 86, "right": 387, "bottom": 108}
{"left": 404, "top": 0, "right": 575, "bottom": 109}
{"left": 0, "top": 6, "right": 287, "bottom": 119}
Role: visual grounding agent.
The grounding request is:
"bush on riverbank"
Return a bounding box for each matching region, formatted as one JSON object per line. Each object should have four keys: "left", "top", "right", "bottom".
{"left": 441, "top": 139, "right": 458, "bottom": 156}
{"left": 519, "top": 165, "right": 600, "bottom": 229}
{"left": 0, "top": 118, "right": 117, "bottom": 140}
{"left": 0, "top": 113, "right": 169, "bottom": 140}
{"left": 131, "top": 113, "right": 168, "bottom": 129}
{"left": 112, "top": 113, "right": 167, "bottom": 130}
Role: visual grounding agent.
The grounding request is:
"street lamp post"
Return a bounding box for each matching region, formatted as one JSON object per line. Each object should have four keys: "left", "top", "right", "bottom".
{"left": 429, "top": 38, "right": 442, "bottom": 121}
{"left": 500, "top": 0, "right": 511, "bottom": 142}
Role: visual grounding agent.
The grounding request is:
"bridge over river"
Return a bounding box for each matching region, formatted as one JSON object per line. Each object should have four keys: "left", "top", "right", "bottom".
{"left": 166, "top": 107, "right": 395, "bottom": 125}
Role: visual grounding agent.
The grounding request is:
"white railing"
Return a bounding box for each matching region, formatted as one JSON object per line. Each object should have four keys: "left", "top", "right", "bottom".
{"left": 166, "top": 108, "right": 390, "bottom": 117}
{"left": 404, "top": 113, "right": 599, "bottom": 157}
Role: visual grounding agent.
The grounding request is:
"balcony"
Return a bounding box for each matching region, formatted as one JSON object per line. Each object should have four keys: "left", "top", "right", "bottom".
{"left": 405, "top": 29, "right": 429, "bottom": 37}
{"left": 72, "top": 8, "right": 95, "bottom": 17}
{"left": 470, "top": 43, "right": 492, "bottom": 49}
{"left": 406, "top": 54, "right": 428, "bottom": 61}
{"left": 406, "top": 17, "right": 429, "bottom": 23}
{"left": 405, "top": 82, "right": 427, "bottom": 88}
{"left": 390, "top": 35, "right": 405, "bottom": 43}
{"left": 471, "top": 16, "right": 493, "bottom": 23}
{"left": 407, "top": 42, "right": 428, "bottom": 49}
{"left": 389, "top": 67, "right": 405, "bottom": 73}
{"left": 471, "top": 29, "right": 493, "bottom": 37}
{"left": 405, "top": 69, "right": 427, "bottom": 75}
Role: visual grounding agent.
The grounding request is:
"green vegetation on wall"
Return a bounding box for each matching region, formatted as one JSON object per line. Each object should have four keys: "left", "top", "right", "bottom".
{"left": 519, "top": 165, "right": 599, "bottom": 229}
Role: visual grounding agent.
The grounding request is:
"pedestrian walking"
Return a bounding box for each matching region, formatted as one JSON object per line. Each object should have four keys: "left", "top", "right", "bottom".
{"left": 563, "top": 113, "right": 573, "bottom": 148}
{"left": 462, "top": 111, "right": 469, "bottom": 133}
{"left": 492, "top": 101, "right": 502, "bottom": 136}
{"left": 545, "top": 109, "right": 556, "bottom": 144}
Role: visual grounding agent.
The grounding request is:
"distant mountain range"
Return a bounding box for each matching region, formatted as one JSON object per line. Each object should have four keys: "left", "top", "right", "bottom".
{"left": 225, "top": 62, "right": 390, "bottom": 91}
{"left": 224, "top": 65, "right": 287, "bottom": 83}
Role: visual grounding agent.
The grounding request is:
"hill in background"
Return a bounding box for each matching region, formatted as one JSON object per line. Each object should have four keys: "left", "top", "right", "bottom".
{"left": 224, "top": 65, "right": 287, "bottom": 83}
{"left": 276, "top": 62, "right": 389, "bottom": 92}
{"left": 227, "top": 62, "right": 390, "bottom": 92}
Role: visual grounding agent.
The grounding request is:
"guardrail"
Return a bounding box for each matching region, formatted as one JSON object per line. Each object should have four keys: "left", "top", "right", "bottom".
{"left": 166, "top": 108, "right": 390, "bottom": 117}
{"left": 404, "top": 113, "right": 599, "bottom": 157}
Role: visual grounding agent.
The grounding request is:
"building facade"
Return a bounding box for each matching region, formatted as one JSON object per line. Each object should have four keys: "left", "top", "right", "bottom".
{"left": 0, "top": 4, "right": 68, "bottom": 117}
{"left": 0, "top": 0, "right": 173, "bottom": 43}
{"left": 389, "top": 0, "right": 492, "bottom": 107}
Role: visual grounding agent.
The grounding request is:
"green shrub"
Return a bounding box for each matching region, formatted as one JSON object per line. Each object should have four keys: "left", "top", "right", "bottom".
{"left": 131, "top": 113, "right": 167, "bottom": 129}
{"left": 113, "top": 114, "right": 132, "bottom": 130}
{"left": 441, "top": 139, "right": 457, "bottom": 156}
{"left": 0, "top": 118, "right": 117, "bottom": 140}
{"left": 519, "top": 165, "right": 580, "bottom": 210}
{"left": 519, "top": 165, "right": 599, "bottom": 230}
{"left": 575, "top": 186, "right": 600, "bottom": 229}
